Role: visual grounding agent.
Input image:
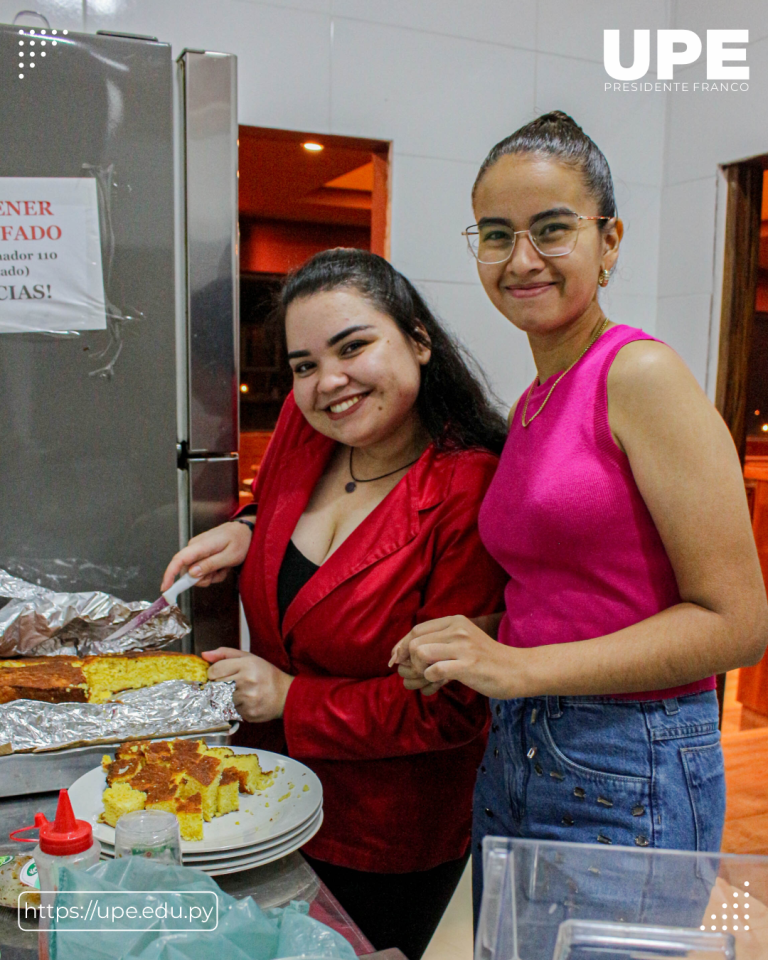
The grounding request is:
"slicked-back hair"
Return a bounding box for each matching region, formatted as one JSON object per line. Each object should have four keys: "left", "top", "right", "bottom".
{"left": 473, "top": 111, "right": 617, "bottom": 225}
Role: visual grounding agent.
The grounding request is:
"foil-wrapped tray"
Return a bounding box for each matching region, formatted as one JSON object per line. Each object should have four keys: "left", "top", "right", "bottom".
{"left": 0, "top": 569, "right": 190, "bottom": 657}
{"left": 0, "top": 571, "right": 244, "bottom": 796}
{"left": 0, "top": 679, "right": 239, "bottom": 754}
{"left": 0, "top": 679, "right": 241, "bottom": 797}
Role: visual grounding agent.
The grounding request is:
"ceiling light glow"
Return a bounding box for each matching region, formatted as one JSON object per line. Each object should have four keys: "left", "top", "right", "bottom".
{"left": 303, "top": 142, "right": 324, "bottom": 152}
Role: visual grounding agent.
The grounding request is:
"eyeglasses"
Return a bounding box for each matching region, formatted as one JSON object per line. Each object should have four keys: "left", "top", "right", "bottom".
{"left": 462, "top": 213, "right": 613, "bottom": 264}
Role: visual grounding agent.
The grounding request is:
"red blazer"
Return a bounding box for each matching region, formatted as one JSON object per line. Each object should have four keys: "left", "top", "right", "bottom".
{"left": 238, "top": 394, "right": 507, "bottom": 873}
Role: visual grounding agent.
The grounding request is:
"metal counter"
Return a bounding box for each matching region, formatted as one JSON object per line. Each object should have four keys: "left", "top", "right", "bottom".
{"left": 0, "top": 792, "right": 402, "bottom": 959}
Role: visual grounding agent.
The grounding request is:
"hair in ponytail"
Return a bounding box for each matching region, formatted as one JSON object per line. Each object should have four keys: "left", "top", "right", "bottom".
{"left": 473, "top": 111, "right": 617, "bottom": 223}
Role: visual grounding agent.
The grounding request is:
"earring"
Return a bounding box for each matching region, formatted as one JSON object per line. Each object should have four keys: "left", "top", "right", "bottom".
{"left": 598, "top": 268, "right": 610, "bottom": 287}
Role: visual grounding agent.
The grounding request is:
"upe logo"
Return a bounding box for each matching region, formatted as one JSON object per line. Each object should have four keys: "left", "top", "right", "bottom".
{"left": 604, "top": 30, "right": 749, "bottom": 80}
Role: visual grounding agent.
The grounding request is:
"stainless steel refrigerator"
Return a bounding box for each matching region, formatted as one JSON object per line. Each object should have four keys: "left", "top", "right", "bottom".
{"left": 0, "top": 23, "right": 240, "bottom": 653}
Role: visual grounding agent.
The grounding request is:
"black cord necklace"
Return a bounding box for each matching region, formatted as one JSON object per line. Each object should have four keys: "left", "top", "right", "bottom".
{"left": 345, "top": 447, "right": 421, "bottom": 494}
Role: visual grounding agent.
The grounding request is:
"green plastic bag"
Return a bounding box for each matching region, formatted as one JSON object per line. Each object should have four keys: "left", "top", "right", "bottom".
{"left": 49, "top": 857, "right": 356, "bottom": 960}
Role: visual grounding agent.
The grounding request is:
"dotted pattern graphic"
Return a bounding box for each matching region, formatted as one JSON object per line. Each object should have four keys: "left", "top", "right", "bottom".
{"left": 16, "top": 27, "right": 69, "bottom": 80}
{"left": 700, "top": 882, "right": 750, "bottom": 933}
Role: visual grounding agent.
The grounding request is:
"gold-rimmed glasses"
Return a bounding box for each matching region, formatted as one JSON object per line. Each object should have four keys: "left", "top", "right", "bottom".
{"left": 462, "top": 213, "right": 613, "bottom": 264}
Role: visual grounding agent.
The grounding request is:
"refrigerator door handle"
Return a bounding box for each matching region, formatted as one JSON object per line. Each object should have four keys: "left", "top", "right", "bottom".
{"left": 179, "top": 50, "right": 239, "bottom": 459}
{"left": 178, "top": 50, "right": 240, "bottom": 654}
{"left": 184, "top": 453, "right": 240, "bottom": 654}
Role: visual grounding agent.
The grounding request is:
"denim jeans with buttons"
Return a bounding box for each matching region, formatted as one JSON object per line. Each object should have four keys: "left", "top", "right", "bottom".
{"left": 472, "top": 690, "right": 725, "bottom": 923}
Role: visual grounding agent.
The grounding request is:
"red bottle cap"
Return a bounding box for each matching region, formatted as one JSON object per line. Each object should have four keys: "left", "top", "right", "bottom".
{"left": 31, "top": 790, "right": 93, "bottom": 856}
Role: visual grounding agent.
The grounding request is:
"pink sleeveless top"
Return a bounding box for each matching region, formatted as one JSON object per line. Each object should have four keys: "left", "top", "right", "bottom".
{"left": 478, "top": 324, "right": 715, "bottom": 701}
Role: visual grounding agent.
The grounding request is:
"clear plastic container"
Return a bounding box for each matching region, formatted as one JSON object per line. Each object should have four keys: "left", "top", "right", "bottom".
{"left": 114, "top": 809, "right": 182, "bottom": 864}
{"left": 552, "top": 919, "right": 735, "bottom": 959}
{"left": 476, "top": 837, "right": 768, "bottom": 960}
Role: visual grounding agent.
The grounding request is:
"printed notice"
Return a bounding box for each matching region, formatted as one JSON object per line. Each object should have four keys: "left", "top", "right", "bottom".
{"left": 0, "top": 177, "right": 106, "bottom": 333}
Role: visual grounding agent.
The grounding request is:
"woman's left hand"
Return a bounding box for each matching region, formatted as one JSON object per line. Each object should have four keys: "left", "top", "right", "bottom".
{"left": 203, "top": 648, "right": 294, "bottom": 723}
{"left": 395, "top": 659, "right": 447, "bottom": 697}
{"left": 391, "top": 615, "right": 517, "bottom": 699}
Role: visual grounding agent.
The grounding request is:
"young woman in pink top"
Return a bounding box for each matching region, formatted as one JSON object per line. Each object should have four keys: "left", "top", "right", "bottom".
{"left": 392, "top": 112, "right": 768, "bottom": 913}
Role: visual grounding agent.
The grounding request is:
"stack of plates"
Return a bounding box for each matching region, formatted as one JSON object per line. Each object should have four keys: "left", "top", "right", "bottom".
{"left": 69, "top": 747, "right": 323, "bottom": 875}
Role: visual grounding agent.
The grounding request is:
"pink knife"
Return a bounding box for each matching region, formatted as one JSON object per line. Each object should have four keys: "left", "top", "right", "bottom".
{"left": 102, "top": 571, "right": 200, "bottom": 642}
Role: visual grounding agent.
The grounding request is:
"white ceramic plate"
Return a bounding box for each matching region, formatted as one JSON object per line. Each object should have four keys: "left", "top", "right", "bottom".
{"left": 204, "top": 810, "right": 323, "bottom": 876}
{"left": 99, "top": 798, "right": 322, "bottom": 863}
{"left": 100, "top": 808, "right": 324, "bottom": 876}
{"left": 69, "top": 747, "right": 323, "bottom": 854}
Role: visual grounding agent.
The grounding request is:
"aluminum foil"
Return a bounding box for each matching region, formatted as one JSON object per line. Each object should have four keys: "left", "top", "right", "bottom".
{"left": 0, "top": 569, "right": 190, "bottom": 657}
{"left": 0, "top": 680, "right": 240, "bottom": 753}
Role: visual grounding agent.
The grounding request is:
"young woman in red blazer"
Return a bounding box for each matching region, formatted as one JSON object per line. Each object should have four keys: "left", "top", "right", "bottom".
{"left": 162, "top": 249, "right": 507, "bottom": 959}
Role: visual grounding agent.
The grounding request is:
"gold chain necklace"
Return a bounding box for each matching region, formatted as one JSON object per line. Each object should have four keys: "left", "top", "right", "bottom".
{"left": 521, "top": 317, "right": 610, "bottom": 428}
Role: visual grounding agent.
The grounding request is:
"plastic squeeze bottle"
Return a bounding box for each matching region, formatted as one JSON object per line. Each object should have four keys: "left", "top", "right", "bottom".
{"left": 11, "top": 788, "right": 101, "bottom": 960}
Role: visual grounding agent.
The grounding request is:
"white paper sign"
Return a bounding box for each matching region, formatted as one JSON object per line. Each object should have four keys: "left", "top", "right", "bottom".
{"left": 0, "top": 177, "right": 106, "bottom": 333}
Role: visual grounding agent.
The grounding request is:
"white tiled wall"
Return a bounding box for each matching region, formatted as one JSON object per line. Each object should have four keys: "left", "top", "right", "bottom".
{"left": 657, "top": 176, "right": 718, "bottom": 300}
{"left": 656, "top": 293, "right": 714, "bottom": 387}
{"left": 11, "top": 0, "right": 763, "bottom": 402}
{"left": 330, "top": 19, "right": 536, "bottom": 164}
{"left": 672, "top": 0, "right": 768, "bottom": 48}
{"left": 536, "top": 0, "right": 671, "bottom": 63}
{"left": 389, "top": 155, "right": 478, "bottom": 285}
{"left": 1, "top": 0, "right": 676, "bottom": 407}
{"left": 0, "top": 0, "right": 81, "bottom": 30}
{"left": 332, "top": 0, "right": 537, "bottom": 50}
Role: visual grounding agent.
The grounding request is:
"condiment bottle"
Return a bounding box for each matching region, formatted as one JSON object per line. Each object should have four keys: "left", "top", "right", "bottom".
{"left": 11, "top": 788, "right": 101, "bottom": 960}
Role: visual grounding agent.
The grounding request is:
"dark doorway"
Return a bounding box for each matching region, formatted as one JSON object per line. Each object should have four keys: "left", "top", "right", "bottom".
{"left": 237, "top": 127, "right": 390, "bottom": 504}
{"left": 717, "top": 162, "right": 768, "bottom": 729}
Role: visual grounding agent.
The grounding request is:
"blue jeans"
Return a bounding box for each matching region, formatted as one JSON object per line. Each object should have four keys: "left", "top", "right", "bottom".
{"left": 472, "top": 691, "right": 725, "bottom": 923}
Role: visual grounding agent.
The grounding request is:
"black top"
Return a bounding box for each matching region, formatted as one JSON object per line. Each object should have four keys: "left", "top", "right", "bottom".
{"left": 277, "top": 539, "right": 320, "bottom": 627}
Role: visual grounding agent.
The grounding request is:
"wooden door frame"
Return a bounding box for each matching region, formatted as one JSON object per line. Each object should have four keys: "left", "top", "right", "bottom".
{"left": 370, "top": 145, "right": 392, "bottom": 259}
{"left": 716, "top": 161, "right": 764, "bottom": 458}
{"left": 714, "top": 158, "right": 765, "bottom": 721}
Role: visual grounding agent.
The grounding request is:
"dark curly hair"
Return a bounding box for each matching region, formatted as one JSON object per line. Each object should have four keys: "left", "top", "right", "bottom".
{"left": 473, "top": 110, "right": 617, "bottom": 224}
{"left": 274, "top": 248, "right": 508, "bottom": 455}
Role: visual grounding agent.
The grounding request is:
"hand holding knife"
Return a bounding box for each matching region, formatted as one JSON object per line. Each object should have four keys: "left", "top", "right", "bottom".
{"left": 103, "top": 571, "right": 200, "bottom": 643}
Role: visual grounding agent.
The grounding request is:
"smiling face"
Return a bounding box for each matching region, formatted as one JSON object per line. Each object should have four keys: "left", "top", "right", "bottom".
{"left": 285, "top": 288, "right": 431, "bottom": 450}
{"left": 472, "top": 153, "right": 621, "bottom": 336}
